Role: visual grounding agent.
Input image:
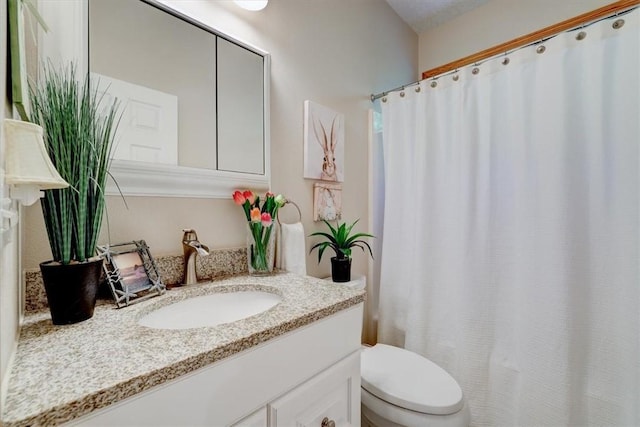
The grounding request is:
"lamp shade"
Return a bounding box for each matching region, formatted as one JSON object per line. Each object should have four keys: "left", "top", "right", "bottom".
{"left": 234, "top": 0, "right": 268, "bottom": 11}
{"left": 3, "top": 119, "right": 69, "bottom": 189}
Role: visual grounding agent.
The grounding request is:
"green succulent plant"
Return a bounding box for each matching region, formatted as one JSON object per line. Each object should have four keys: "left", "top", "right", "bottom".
{"left": 309, "top": 219, "right": 374, "bottom": 262}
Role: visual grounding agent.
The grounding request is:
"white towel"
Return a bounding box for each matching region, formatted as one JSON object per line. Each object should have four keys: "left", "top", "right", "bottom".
{"left": 276, "top": 222, "right": 307, "bottom": 276}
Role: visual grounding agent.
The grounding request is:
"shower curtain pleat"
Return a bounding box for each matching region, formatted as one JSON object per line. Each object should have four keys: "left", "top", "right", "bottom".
{"left": 377, "top": 8, "right": 640, "bottom": 426}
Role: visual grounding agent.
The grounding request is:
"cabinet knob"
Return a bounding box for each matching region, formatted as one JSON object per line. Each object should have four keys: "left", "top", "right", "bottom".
{"left": 321, "top": 417, "right": 336, "bottom": 427}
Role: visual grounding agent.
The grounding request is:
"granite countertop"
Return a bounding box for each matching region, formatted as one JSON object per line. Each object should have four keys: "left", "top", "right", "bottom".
{"left": 1, "top": 272, "right": 365, "bottom": 427}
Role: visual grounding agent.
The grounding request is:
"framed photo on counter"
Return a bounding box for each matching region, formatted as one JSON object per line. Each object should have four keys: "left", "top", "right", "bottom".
{"left": 97, "top": 240, "right": 165, "bottom": 308}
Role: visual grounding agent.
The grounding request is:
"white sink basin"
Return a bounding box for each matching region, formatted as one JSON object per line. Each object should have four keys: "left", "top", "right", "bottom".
{"left": 138, "top": 291, "right": 282, "bottom": 330}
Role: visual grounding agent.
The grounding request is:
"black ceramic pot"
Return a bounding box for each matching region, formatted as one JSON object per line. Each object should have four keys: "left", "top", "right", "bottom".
{"left": 330, "top": 257, "right": 352, "bottom": 282}
{"left": 40, "top": 258, "right": 103, "bottom": 325}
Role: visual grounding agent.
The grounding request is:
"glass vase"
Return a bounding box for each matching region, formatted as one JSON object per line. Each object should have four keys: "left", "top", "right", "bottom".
{"left": 246, "top": 222, "right": 276, "bottom": 275}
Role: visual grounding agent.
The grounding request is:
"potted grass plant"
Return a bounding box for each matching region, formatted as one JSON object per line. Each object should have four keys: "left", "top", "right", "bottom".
{"left": 29, "top": 63, "right": 120, "bottom": 324}
{"left": 309, "top": 219, "right": 374, "bottom": 282}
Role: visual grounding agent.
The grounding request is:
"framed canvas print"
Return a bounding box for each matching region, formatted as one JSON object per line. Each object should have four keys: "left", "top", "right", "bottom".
{"left": 8, "top": 0, "right": 30, "bottom": 120}
{"left": 313, "top": 182, "right": 343, "bottom": 222}
{"left": 304, "top": 100, "right": 344, "bottom": 182}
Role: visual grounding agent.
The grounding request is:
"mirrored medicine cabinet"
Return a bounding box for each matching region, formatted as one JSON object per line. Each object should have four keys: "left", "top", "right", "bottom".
{"left": 37, "top": 0, "right": 271, "bottom": 198}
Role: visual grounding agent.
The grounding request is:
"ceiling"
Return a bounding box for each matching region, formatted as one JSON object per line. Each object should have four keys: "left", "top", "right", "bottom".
{"left": 385, "top": 0, "right": 492, "bottom": 33}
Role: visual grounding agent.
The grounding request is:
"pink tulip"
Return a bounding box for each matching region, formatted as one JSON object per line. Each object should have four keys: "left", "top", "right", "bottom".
{"left": 250, "top": 207, "right": 261, "bottom": 222}
{"left": 244, "top": 190, "right": 256, "bottom": 204}
{"left": 232, "top": 190, "right": 246, "bottom": 205}
{"left": 265, "top": 191, "right": 274, "bottom": 198}
{"left": 261, "top": 212, "right": 272, "bottom": 227}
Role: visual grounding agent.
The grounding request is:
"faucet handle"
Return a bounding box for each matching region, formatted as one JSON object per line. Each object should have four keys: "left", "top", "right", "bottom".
{"left": 182, "top": 228, "right": 198, "bottom": 241}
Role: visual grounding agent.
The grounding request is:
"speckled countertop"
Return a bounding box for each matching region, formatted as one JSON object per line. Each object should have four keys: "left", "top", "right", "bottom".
{"left": 1, "top": 272, "right": 365, "bottom": 427}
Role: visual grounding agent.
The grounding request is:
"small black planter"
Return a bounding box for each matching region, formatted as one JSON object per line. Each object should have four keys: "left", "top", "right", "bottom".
{"left": 331, "top": 257, "right": 352, "bottom": 282}
{"left": 40, "top": 258, "right": 103, "bottom": 325}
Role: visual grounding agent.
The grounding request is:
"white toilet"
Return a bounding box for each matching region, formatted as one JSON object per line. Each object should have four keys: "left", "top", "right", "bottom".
{"left": 360, "top": 344, "right": 470, "bottom": 427}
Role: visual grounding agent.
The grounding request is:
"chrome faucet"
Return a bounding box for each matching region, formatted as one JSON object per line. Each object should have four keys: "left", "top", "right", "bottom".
{"left": 182, "top": 229, "right": 210, "bottom": 285}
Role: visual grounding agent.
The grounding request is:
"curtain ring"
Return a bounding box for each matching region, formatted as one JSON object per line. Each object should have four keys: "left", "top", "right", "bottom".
{"left": 415, "top": 86, "right": 421, "bottom": 93}
{"left": 502, "top": 57, "right": 510, "bottom": 65}
{"left": 576, "top": 31, "right": 587, "bottom": 41}
{"left": 612, "top": 19, "right": 625, "bottom": 29}
{"left": 472, "top": 67, "right": 480, "bottom": 75}
{"left": 536, "top": 45, "right": 546, "bottom": 54}
{"left": 382, "top": 97, "right": 387, "bottom": 103}
{"left": 430, "top": 80, "right": 438, "bottom": 88}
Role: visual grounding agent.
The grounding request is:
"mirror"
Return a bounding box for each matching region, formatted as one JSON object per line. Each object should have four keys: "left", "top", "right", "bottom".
{"left": 87, "top": 0, "right": 269, "bottom": 197}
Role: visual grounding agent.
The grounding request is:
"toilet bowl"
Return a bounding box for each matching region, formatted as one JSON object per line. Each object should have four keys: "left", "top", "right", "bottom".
{"left": 360, "top": 344, "right": 470, "bottom": 427}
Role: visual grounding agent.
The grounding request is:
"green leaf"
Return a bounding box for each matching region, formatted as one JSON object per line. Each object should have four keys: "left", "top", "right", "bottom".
{"left": 351, "top": 241, "right": 374, "bottom": 259}
{"left": 29, "top": 63, "right": 121, "bottom": 264}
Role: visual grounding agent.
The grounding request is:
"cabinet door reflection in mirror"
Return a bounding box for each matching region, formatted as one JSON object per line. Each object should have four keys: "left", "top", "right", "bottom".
{"left": 89, "top": 0, "right": 267, "bottom": 196}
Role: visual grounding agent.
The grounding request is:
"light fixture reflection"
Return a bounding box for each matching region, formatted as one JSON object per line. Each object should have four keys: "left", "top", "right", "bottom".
{"left": 233, "top": 0, "right": 268, "bottom": 11}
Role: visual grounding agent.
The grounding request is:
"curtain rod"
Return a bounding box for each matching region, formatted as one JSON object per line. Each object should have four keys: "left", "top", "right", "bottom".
{"left": 370, "top": 81, "right": 420, "bottom": 102}
{"left": 370, "top": 0, "right": 639, "bottom": 102}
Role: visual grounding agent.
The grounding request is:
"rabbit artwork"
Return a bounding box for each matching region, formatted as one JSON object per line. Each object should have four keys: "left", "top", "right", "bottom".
{"left": 312, "top": 115, "right": 339, "bottom": 181}
{"left": 303, "top": 101, "right": 344, "bottom": 182}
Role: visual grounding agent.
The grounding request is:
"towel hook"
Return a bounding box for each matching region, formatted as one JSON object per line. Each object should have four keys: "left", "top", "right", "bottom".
{"left": 277, "top": 199, "right": 302, "bottom": 225}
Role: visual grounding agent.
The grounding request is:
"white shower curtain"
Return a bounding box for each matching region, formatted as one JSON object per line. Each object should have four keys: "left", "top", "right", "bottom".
{"left": 378, "top": 9, "right": 639, "bottom": 427}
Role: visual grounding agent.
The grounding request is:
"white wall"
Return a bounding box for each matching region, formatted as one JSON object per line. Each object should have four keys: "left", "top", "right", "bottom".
{"left": 0, "top": 0, "right": 22, "bottom": 412}
{"left": 21, "top": 1, "right": 416, "bottom": 286}
{"left": 418, "top": 0, "right": 612, "bottom": 73}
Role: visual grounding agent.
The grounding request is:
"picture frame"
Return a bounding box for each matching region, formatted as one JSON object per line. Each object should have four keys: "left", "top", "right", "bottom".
{"left": 303, "top": 100, "right": 345, "bottom": 182}
{"left": 8, "top": 0, "right": 30, "bottom": 120}
{"left": 313, "top": 182, "right": 343, "bottom": 222}
{"left": 97, "top": 240, "right": 165, "bottom": 308}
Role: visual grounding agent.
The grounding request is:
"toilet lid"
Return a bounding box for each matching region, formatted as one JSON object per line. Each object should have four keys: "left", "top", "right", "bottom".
{"left": 361, "top": 344, "right": 464, "bottom": 415}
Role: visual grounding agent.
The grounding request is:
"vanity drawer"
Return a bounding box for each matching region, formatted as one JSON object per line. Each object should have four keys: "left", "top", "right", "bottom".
{"left": 268, "top": 351, "right": 361, "bottom": 427}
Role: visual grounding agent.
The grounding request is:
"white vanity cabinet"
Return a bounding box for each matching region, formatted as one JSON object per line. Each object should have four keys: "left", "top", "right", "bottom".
{"left": 70, "top": 304, "right": 363, "bottom": 426}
